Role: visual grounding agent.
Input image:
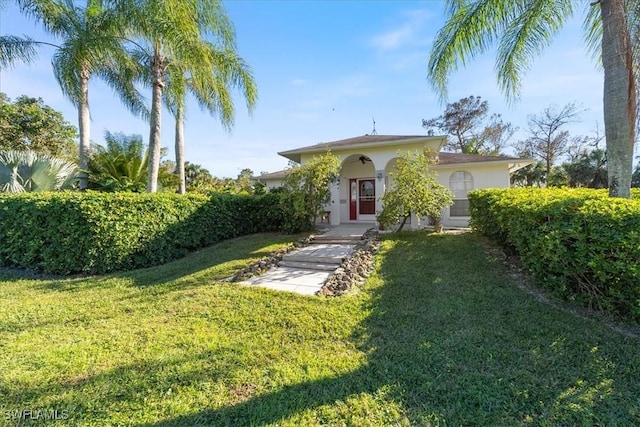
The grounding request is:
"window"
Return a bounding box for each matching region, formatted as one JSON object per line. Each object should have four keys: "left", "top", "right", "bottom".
{"left": 449, "top": 171, "right": 473, "bottom": 217}
{"left": 450, "top": 199, "right": 470, "bottom": 217}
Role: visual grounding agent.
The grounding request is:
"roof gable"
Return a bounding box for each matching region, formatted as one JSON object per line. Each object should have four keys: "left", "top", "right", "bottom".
{"left": 278, "top": 134, "right": 445, "bottom": 163}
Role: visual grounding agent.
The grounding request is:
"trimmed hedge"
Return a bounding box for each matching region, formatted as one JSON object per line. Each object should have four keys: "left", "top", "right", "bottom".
{"left": 0, "top": 192, "right": 285, "bottom": 274}
{"left": 469, "top": 188, "right": 640, "bottom": 321}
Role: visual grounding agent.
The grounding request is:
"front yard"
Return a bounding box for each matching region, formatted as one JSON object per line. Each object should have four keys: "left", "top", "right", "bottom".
{"left": 1, "top": 231, "right": 639, "bottom": 426}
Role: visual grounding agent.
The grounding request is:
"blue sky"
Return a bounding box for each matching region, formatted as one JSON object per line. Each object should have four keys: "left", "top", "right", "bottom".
{"left": 0, "top": 0, "right": 608, "bottom": 178}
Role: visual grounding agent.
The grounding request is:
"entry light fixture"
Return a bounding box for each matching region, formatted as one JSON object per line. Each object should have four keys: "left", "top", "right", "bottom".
{"left": 376, "top": 172, "right": 383, "bottom": 179}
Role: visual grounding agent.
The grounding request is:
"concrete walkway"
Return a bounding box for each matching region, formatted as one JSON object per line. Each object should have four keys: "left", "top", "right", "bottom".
{"left": 242, "top": 223, "right": 373, "bottom": 295}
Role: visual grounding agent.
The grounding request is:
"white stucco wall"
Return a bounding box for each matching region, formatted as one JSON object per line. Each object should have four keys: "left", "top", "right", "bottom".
{"left": 290, "top": 137, "right": 519, "bottom": 228}
{"left": 261, "top": 178, "right": 284, "bottom": 190}
{"left": 433, "top": 163, "right": 510, "bottom": 228}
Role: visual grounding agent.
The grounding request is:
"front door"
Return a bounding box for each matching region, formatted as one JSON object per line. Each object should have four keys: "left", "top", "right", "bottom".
{"left": 358, "top": 179, "right": 375, "bottom": 215}
{"left": 349, "top": 179, "right": 357, "bottom": 220}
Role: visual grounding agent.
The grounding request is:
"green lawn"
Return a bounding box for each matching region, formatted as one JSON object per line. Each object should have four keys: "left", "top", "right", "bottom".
{"left": 1, "top": 231, "right": 639, "bottom": 426}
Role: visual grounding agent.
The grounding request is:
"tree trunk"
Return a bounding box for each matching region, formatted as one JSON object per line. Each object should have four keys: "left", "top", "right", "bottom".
{"left": 147, "top": 52, "right": 163, "bottom": 193}
{"left": 175, "top": 104, "right": 186, "bottom": 194}
{"left": 396, "top": 214, "right": 410, "bottom": 232}
{"left": 77, "top": 70, "right": 90, "bottom": 190}
{"left": 600, "top": 0, "right": 635, "bottom": 198}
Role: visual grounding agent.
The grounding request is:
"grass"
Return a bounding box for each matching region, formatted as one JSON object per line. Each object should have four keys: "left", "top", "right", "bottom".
{"left": 1, "top": 231, "right": 639, "bottom": 426}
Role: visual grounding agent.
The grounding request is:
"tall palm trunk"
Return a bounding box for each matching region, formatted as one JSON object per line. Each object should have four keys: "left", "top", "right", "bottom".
{"left": 600, "top": 0, "right": 636, "bottom": 198}
{"left": 77, "top": 68, "right": 91, "bottom": 190}
{"left": 175, "top": 103, "right": 186, "bottom": 194}
{"left": 147, "top": 49, "right": 163, "bottom": 193}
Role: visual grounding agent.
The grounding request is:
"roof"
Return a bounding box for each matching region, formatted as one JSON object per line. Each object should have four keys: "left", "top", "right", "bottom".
{"left": 278, "top": 134, "right": 445, "bottom": 163}
{"left": 434, "top": 152, "right": 534, "bottom": 174}
{"left": 436, "top": 152, "right": 523, "bottom": 165}
{"left": 256, "top": 170, "right": 286, "bottom": 181}
{"left": 259, "top": 152, "right": 532, "bottom": 180}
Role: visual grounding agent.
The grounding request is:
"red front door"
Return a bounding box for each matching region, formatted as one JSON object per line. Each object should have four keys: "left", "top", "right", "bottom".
{"left": 359, "top": 179, "right": 375, "bottom": 215}
{"left": 349, "top": 179, "right": 357, "bottom": 220}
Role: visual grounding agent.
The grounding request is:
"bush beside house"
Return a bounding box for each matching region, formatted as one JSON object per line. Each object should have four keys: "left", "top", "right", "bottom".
{"left": 0, "top": 192, "right": 284, "bottom": 274}
{"left": 469, "top": 188, "right": 640, "bottom": 321}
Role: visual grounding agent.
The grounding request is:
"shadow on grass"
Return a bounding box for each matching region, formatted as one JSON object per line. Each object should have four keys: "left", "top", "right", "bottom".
{"left": 133, "top": 232, "right": 640, "bottom": 425}
{"left": 4, "top": 233, "right": 638, "bottom": 425}
{"left": 28, "top": 233, "right": 296, "bottom": 293}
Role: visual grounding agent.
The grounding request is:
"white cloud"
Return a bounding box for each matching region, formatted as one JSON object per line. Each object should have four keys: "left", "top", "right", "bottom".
{"left": 370, "top": 8, "right": 433, "bottom": 51}
{"left": 371, "top": 26, "right": 414, "bottom": 50}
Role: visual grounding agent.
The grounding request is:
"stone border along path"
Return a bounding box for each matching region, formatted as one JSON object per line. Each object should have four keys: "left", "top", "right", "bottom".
{"left": 238, "top": 225, "right": 379, "bottom": 296}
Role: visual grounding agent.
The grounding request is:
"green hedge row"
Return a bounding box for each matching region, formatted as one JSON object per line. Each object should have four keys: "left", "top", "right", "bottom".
{"left": 0, "top": 192, "right": 285, "bottom": 274}
{"left": 469, "top": 188, "right": 640, "bottom": 321}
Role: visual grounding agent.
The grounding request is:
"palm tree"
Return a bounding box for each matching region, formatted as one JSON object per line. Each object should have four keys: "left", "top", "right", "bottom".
{"left": 428, "top": 0, "right": 637, "bottom": 198}
{"left": 87, "top": 131, "right": 148, "bottom": 192}
{"left": 0, "top": 150, "right": 77, "bottom": 192}
{"left": 7, "top": 0, "right": 146, "bottom": 190}
{"left": 165, "top": 44, "right": 257, "bottom": 194}
{"left": 118, "top": 0, "right": 237, "bottom": 193}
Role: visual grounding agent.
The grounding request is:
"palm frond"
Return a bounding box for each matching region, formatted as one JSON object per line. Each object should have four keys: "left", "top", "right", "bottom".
{"left": 583, "top": 0, "right": 602, "bottom": 64}
{"left": 0, "top": 35, "right": 39, "bottom": 68}
{"left": 496, "top": 0, "right": 574, "bottom": 100}
{"left": 428, "top": 0, "right": 515, "bottom": 101}
{"left": 0, "top": 150, "right": 77, "bottom": 192}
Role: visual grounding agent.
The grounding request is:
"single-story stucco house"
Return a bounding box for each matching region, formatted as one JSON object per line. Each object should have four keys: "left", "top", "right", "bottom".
{"left": 258, "top": 134, "right": 532, "bottom": 229}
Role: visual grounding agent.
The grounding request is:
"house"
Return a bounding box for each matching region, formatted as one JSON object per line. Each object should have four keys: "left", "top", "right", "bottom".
{"left": 259, "top": 134, "right": 532, "bottom": 229}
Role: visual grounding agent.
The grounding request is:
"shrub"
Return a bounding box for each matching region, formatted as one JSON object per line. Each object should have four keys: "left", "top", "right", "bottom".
{"left": 469, "top": 188, "right": 640, "bottom": 321}
{"left": 282, "top": 151, "right": 340, "bottom": 231}
{"left": 377, "top": 150, "right": 452, "bottom": 232}
{"left": 0, "top": 192, "right": 285, "bottom": 274}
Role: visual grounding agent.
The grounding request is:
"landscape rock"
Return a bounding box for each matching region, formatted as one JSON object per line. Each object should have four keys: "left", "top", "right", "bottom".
{"left": 319, "top": 230, "right": 380, "bottom": 296}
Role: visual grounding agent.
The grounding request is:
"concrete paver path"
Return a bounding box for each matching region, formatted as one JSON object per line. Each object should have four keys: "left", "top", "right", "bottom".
{"left": 241, "top": 224, "right": 373, "bottom": 295}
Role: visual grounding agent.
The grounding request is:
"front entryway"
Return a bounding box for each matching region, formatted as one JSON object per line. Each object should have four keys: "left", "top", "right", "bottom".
{"left": 349, "top": 178, "right": 376, "bottom": 221}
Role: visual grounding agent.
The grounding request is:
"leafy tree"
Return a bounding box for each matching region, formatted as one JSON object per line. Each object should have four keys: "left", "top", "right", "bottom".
{"left": 12, "top": 0, "right": 146, "bottom": 190}
{"left": 422, "top": 95, "right": 514, "bottom": 155}
{"left": 377, "top": 151, "right": 453, "bottom": 232}
{"left": 428, "top": 0, "right": 637, "bottom": 198}
{"left": 184, "top": 162, "right": 215, "bottom": 192}
{"left": 235, "top": 168, "right": 254, "bottom": 194}
{"left": 510, "top": 161, "right": 546, "bottom": 188}
{"left": 547, "top": 166, "right": 569, "bottom": 188}
{"left": 0, "top": 93, "right": 77, "bottom": 159}
{"left": 158, "top": 159, "right": 180, "bottom": 192}
{"left": 282, "top": 152, "right": 340, "bottom": 232}
{"left": 0, "top": 150, "right": 77, "bottom": 192}
{"left": 252, "top": 181, "right": 266, "bottom": 195}
{"left": 563, "top": 149, "right": 608, "bottom": 188}
{"left": 514, "top": 103, "right": 584, "bottom": 179}
{"left": 211, "top": 176, "right": 240, "bottom": 194}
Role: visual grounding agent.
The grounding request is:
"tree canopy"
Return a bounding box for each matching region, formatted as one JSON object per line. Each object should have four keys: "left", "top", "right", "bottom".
{"left": 282, "top": 152, "right": 340, "bottom": 231}
{"left": 0, "top": 93, "right": 77, "bottom": 160}
{"left": 12, "top": 0, "right": 147, "bottom": 189}
{"left": 422, "top": 95, "right": 514, "bottom": 155}
{"left": 515, "top": 103, "right": 584, "bottom": 178}
{"left": 377, "top": 151, "right": 453, "bottom": 232}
